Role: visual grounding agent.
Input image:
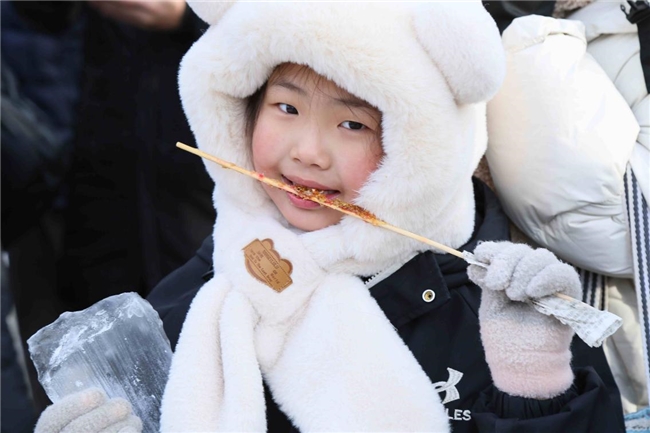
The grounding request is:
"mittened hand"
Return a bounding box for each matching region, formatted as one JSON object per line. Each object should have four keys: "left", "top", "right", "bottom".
{"left": 34, "top": 388, "right": 142, "bottom": 433}
{"left": 467, "top": 241, "right": 581, "bottom": 399}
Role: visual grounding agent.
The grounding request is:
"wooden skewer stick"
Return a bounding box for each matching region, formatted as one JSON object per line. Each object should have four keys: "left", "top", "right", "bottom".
{"left": 177, "top": 142, "right": 576, "bottom": 303}
{"left": 555, "top": 292, "right": 574, "bottom": 302}
{"left": 177, "top": 142, "right": 462, "bottom": 257}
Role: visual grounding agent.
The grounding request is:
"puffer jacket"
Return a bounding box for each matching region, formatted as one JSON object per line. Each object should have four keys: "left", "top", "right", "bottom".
{"left": 569, "top": 0, "right": 648, "bottom": 203}
{"left": 485, "top": 10, "right": 642, "bottom": 278}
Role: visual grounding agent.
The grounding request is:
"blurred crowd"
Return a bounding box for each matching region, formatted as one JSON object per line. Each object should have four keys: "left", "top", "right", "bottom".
{"left": 1, "top": 1, "right": 648, "bottom": 432}
{"left": 1, "top": 1, "right": 214, "bottom": 431}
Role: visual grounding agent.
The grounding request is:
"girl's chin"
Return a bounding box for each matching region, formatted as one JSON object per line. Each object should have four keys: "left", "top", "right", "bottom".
{"left": 282, "top": 208, "right": 342, "bottom": 232}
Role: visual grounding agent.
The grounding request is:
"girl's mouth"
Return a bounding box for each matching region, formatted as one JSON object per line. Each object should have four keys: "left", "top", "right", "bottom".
{"left": 282, "top": 175, "right": 340, "bottom": 208}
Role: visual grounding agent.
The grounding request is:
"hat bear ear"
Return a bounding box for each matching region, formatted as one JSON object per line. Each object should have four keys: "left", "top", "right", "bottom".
{"left": 412, "top": 1, "right": 506, "bottom": 104}
{"left": 187, "top": 1, "right": 236, "bottom": 25}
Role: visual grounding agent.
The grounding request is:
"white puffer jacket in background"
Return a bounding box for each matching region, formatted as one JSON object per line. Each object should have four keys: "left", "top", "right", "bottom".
{"left": 486, "top": 4, "right": 650, "bottom": 414}
{"left": 569, "top": 1, "right": 650, "bottom": 414}
{"left": 569, "top": 0, "right": 649, "bottom": 203}
{"left": 486, "top": 11, "right": 642, "bottom": 278}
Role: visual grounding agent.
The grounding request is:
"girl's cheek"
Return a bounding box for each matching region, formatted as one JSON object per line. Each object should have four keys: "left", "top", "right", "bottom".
{"left": 253, "top": 115, "right": 288, "bottom": 154}
{"left": 251, "top": 134, "right": 277, "bottom": 172}
{"left": 251, "top": 125, "right": 269, "bottom": 164}
{"left": 350, "top": 146, "right": 383, "bottom": 192}
{"left": 251, "top": 144, "right": 266, "bottom": 172}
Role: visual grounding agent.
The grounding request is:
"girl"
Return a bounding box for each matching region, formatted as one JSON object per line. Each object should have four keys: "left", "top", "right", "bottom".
{"left": 36, "top": 2, "right": 625, "bottom": 432}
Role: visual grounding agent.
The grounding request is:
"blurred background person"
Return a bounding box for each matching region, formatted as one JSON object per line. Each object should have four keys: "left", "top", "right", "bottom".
{"left": 2, "top": 3, "right": 85, "bottom": 431}
{"left": 1, "top": 0, "right": 215, "bottom": 425}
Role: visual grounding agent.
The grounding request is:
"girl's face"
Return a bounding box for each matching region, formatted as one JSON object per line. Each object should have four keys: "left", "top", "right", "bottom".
{"left": 252, "top": 65, "right": 383, "bottom": 231}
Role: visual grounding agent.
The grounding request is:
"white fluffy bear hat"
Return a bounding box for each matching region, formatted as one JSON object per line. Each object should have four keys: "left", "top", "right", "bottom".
{"left": 179, "top": 1, "right": 506, "bottom": 275}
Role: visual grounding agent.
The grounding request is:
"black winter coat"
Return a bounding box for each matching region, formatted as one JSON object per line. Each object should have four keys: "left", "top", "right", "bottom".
{"left": 148, "top": 180, "right": 625, "bottom": 432}
{"left": 13, "top": 3, "right": 218, "bottom": 308}
{"left": 1, "top": 1, "right": 84, "bottom": 247}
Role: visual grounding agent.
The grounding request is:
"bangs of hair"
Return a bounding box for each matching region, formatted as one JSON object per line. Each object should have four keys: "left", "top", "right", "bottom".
{"left": 245, "top": 63, "right": 383, "bottom": 141}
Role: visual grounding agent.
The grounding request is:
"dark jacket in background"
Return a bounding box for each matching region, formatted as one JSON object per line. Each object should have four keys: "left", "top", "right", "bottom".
{"left": 2, "top": 1, "right": 215, "bottom": 414}
{"left": 1, "top": 2, "right": 84, "bottom": 248}
{"left": 482, "top": 0, "right": 556, "bottom": 33}
{"left": 148, "top": 180, "right": 625, "bottom": 433}
{"left": 1, "top": 3, "right": 86, "bottom": 427}
{"left": 5, "top": 0, "right": 215, "bottom": 311}
{"left": 57, "top": 4, "right": 215, "bottom": 309}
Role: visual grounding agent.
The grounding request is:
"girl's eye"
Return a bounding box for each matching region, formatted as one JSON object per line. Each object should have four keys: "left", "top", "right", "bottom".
{"left": 278, "top": 103, "right": 298, "bottom": 115}
{"left": 340, "top": 121, "right": 366, "bottom": 131}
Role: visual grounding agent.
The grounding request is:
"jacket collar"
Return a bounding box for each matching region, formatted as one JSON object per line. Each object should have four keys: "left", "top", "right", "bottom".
{"left": 369, "top": 179, "right": 509, "bottom": 328}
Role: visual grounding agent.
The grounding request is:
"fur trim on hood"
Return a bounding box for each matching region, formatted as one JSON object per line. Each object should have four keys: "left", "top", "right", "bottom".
{"left": 179, "top": 1, "right": 505, "bottom": 276}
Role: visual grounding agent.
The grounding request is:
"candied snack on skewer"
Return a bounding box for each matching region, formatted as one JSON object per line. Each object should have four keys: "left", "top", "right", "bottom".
{"left": 292, "top": 185, "right": 382, "bottom": 226}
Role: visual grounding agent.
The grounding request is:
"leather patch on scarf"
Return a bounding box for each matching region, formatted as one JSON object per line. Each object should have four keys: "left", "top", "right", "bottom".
{"left": 243, "top": 239, "right": 293, "bottom": 292}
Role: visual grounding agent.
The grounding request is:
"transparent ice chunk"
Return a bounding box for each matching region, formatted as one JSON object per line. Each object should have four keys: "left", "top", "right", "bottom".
{"left": 27, "top": 292, "right": 172, "bottom": 433}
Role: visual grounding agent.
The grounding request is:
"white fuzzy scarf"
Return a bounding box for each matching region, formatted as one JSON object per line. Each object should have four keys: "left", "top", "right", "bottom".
{"left": 159, "top": 203, "right": 450, "bottom": 432}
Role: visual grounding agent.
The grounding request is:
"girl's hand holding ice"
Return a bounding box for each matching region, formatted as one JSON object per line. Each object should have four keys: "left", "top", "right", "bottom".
{"left": 467, "top": 241, "right": 582, "bottom": 399}
{"left": 34, "top": 388, "right": 142, "bottom": 433}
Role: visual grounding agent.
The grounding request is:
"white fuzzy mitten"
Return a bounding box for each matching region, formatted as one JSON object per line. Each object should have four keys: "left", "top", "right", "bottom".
{"left": 467, "top": 241, "right": 582, "bottom": 399}
{"left": 34, "top": 388, "right": 142, "bottom": 433}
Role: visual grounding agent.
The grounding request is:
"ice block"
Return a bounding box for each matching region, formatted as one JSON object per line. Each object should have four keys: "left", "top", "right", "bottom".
{"left": 27, "top": 292, "right": 172, "bottom": 433}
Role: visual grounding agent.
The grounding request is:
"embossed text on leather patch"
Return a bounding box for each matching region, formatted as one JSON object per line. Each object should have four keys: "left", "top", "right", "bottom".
{"left": 243, "top": 239, "right": 293, "bottom": 292}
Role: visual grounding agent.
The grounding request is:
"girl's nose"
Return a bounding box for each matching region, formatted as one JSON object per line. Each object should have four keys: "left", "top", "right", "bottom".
{"left": 290, "top": 127, "right": 332, "bottom": 169}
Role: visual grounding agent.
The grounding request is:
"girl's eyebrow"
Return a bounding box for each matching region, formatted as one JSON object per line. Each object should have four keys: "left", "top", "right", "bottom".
{"left": 332, "top": 95, "right": 373, "bottom": 110}
{"left": 271, "top": 80, "right": 307, "bottom": 96}
{"left": 271, "top": 78, "right": 375, "bottom": 110}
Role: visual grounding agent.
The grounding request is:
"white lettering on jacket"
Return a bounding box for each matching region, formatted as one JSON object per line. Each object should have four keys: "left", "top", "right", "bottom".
{"left": 433, "top": 368, "right": 463, "bottom": 404}
{"left": 435, "top": 368, "right": 472, "bottom": 422}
